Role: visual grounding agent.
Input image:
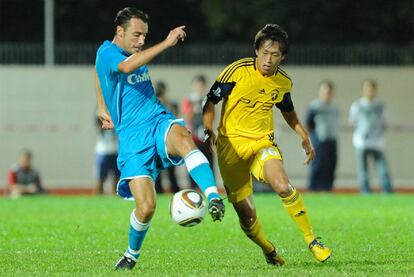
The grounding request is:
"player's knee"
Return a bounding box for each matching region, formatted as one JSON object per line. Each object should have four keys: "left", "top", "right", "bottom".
{"left": 180, "top": 135, "right": 195, "bottom": 151}
{"left": 272, "top": 181, "right": 292, "bottom": 198}
{"left": 137, "top": 201, "right": 156, "bottom": 221}
{"left": 171, "top": 130, "right": 196, "bottom": 156}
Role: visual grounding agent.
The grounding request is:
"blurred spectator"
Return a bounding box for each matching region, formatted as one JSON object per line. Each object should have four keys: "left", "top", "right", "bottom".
{"left": 94, "top": 113, "right": 120, "bottom": 195}
{"left": 7, "top": 149, "right": 46, "bottom": 197}
{"left": 154, "top": 81, "right": 180, "bottom": 193}
{"left": 305, "top": 81, "right": 339, "bottom": 191}
{"left": 181, "top": 75, "right": 207, "bottom": 139}
{"left": 349, "top": 80, "right": 393, "bottom": 193}
{"left": 181, "top": 74, "right": 215, "bottom": 189}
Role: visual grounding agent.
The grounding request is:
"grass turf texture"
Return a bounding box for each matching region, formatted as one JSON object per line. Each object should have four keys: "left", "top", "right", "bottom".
{"left": 0, "top": 194, "right": 413, "bottom": 276}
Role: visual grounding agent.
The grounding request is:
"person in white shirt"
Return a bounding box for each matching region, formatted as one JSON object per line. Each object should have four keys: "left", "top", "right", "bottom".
{"left": 349, "top": 80, "right": 392, "bottom": 193}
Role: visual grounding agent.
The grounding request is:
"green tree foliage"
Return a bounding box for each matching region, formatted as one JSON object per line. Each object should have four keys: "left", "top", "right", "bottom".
{"left": 1, "top": 0, "right": 413, "bottom": 44}
{"left": 201, "top": 0, "right": 414, "bottom": 43}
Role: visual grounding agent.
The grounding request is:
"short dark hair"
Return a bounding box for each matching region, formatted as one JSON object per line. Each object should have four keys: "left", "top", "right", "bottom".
{"left": 193, "top": 74, "right": 206, "bottom": 84}
{"left": 155, "top": 81, "right": 166, "bottom": 97}
{"left": 254, "top": 24, "right": 289, "bottom": 55}
{"left": 20, "top": 149, "right": 32, "bottom": 158}
{"left": 114, "top": 7, "right": 149, "bottom": 32}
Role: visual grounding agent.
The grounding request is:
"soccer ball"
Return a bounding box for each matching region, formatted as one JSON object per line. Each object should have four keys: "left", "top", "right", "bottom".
{"left": 170, "top": 189, "right": 207, "bottom": 227}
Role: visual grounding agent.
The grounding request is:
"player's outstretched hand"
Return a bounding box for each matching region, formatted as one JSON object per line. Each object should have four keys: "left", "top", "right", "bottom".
{"left": 99, "top": 109, "right": 114, "bottom": 130}
{"left": 164, "top": 26, "right": 186, "bottom": 47}
{"left": 302, "top": 138, "right": 315, "bottom": 165}
{"left": 203, "top": 128, "right": 217, "bottom": 153}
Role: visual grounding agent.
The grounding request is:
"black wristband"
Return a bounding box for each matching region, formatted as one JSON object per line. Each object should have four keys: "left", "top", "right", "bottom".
{"left": 203, "top": 129, "right": 212, "bottom": 142}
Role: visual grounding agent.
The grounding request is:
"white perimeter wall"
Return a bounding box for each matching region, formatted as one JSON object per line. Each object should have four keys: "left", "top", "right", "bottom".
{"left": 1, "top": 65, "right": 413, "bottom": 189}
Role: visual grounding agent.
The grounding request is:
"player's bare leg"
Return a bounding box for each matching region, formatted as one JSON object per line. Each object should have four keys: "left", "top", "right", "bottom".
{"left": 264, "top": 159, "right": 331, "bottom": 262}
{"left": 233, "top": 195, "right": 284, "bottom": 266}
{"left": 166, "top": 124, "right": 224, "bottom": 221}
{"left": 115, "top": 178, "right": 156, "bottom": 270}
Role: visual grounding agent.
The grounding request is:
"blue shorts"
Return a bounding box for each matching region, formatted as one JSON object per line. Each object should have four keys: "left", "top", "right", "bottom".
{"left": 116, "top": 112, "right": 185, "bottom": 199}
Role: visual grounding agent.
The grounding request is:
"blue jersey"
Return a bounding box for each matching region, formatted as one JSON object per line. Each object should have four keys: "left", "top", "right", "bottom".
{"left": 95, "top": 40, "right": 185, "bottom": 199}
{"left": 95, "top": 40, "right": 166, "bottom": 134}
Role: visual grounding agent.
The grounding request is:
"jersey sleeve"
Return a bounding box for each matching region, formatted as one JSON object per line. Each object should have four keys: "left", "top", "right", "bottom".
{"left": 205, "top": 60, "right": 249, "bottom": 104}
{"left": 275, "top": 92, "right": 294, "bottom": 112}
{"left": 205, "top": 81, "right": 236, "bottom": 104}
{"left": 100, "top": 47, "right": 126, "bottom": 73}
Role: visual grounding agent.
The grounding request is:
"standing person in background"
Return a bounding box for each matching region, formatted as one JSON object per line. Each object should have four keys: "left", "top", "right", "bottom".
{"left": 305, "top": 81, "right": 339, "bottom": 192}
{"left": 7, "top": 149, "right": 46, "bottom": 197}
{"left": 349, "top": 80, "right": 393, "bottom": 193}
{"left": 94, "top": 113, "right": 120, "bottom": 195}
{"left": 181, "top": 74, "right": 215, "bottom": 189}
{"left": 154, "top": 81, "right": 180, "bottom": 194}
{"left": 95, "top": 7, "right": 224, "bottom": 271}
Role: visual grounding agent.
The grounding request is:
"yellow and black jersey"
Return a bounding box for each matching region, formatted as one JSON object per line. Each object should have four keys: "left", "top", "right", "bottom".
{"left": 207, "top": 57, "right": 294, "bottom": 139}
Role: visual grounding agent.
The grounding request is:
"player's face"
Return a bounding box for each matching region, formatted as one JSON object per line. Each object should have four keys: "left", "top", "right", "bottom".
{"left": 319, "top": 84, "right": 334, "bottom": 103}
{"left": 362, "top": 82, "right": 377, "bottom": 100}
{"left": 118, "top": 18, "right": 148, "bottom": 54}
{"left": 19, "top": 154, "right": 32, "bottom": 170}
{"left": 255, "top": 40, "right": 285, "bottom": 77}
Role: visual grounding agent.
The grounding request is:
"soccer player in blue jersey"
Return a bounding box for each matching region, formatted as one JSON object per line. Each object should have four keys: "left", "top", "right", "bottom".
{"left": 94, "top": 7, "right": 225, "bottom": 270}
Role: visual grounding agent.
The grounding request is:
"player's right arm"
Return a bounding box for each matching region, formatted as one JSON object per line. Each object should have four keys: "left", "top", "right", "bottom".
{"left": 202, "top": 72, "right": 238, "bottom": 150}
{"left": 202, "top": 100, "right": 216, "bottom": 152}
{"left": 94, "top": 70, "right": 114, "bottom": 130}
{"left": 202, "top": 60, "right": 245, "bottom": 149}
{"left": 118, "top": 26, "right": 186, "bottom": 73}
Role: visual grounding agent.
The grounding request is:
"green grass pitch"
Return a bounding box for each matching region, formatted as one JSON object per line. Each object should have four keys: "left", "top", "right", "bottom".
{"left": 0, "top": 194, "right": 413, "bottom": 276}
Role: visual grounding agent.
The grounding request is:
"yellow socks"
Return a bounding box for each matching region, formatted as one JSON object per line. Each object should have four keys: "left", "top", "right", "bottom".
{"left": 240, "top": 219, "right": 274, "bottom": 254}
{"left": 281, "top": 188, "right": 315, "bottom": 244}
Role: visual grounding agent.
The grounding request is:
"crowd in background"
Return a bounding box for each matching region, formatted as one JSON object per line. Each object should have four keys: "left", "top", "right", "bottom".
{"left": 4, "top": 75, "right": 393, "bottom": 197}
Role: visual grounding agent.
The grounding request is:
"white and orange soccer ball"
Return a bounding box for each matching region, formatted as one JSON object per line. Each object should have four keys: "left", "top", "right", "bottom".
{"left": 170, "top": 189, "right": 207, "bottom": 227}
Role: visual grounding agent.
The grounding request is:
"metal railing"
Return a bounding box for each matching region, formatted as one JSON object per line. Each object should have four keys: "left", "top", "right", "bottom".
{"left": 1, "top": 43, "right": 413, "bottom": 65}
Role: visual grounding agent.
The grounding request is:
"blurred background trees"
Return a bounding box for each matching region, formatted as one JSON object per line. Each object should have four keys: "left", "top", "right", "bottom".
{"left": 1, "top": 0, "right": 413, "bottom": 44}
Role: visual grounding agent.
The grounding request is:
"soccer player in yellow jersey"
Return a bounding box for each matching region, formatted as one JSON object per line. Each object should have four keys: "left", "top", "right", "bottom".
{"left": 202, "top": 24, "right": 331, "bottom": 265}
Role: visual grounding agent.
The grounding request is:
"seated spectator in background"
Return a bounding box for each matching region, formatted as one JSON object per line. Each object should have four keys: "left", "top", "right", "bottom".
{"left": 94, "top": 113, "right": 120, "bottom": 195}
{"left": 181, "top": 74, "right": 215, "bottom": 189}
{"left": 349, "top": 79, "right": 393, "bottom": 193}
{"left": 7, "top": 149, "right": 46, "bottom": 197}
{"left": 305, "top": 81, "right": 339, "bottom": 192}
{"left": 154, "top": 81, "right": 180, "bottom": 193}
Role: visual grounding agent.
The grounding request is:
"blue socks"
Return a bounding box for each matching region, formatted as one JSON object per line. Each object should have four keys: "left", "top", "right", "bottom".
{"left": 184, "top": 150, "right": 220, "bottom": 202}
{"left": 126, "top": 209, "right": 150, "bottom": 261}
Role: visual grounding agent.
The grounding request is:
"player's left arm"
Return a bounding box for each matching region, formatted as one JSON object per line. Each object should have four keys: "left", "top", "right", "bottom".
{"left": 118, "top": 26, "right": 186, "bottom": 73}
{"left": 276, "top": 93, "right": 315, "bottom": 165}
